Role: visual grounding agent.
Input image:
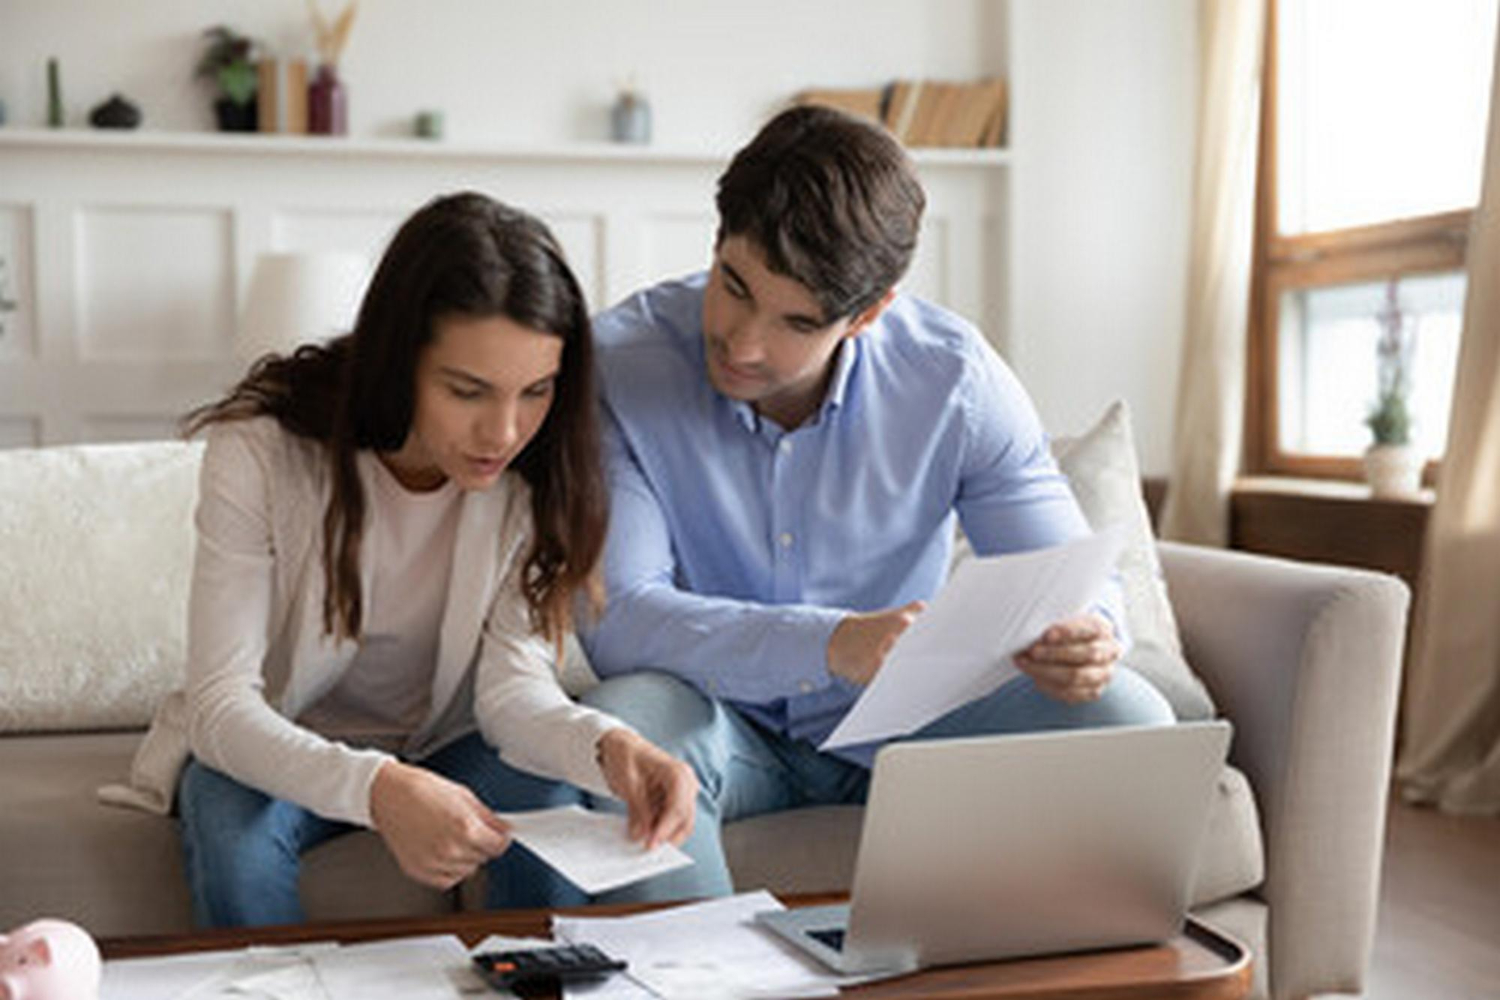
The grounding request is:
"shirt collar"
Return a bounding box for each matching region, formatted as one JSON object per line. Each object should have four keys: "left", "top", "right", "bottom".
{"left": 722, "top": 336, "right": 861, "bottom": 435}
{"left": 822, "top": 337, "right": 859, "bottom": 414}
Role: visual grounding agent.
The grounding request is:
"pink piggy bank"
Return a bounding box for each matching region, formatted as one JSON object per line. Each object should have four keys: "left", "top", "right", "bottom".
{"left": 0, "top": 920, "right": 101, "bottom": 1000}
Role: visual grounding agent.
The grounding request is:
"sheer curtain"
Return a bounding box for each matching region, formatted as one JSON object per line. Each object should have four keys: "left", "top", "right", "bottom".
{"left": 1397, "top": 29, "right": 1500, "bottom": 816}
{"left": 1160, "top": 0, "right": 1265, "bottom": 546}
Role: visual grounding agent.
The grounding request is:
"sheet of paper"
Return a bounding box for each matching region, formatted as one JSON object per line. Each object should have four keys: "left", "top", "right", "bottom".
{"left": 102, "top": 949, "right": 241, "bottom": 1000}
{"left": 822, "top": 527, "right": 1126, "bottom": 749}
{"left": 102, "top": 938, "right": 470, "bottom": 1000}
{"left": 312, "top": 935, "right": 470, "bottom": 1000}
{"left": 103, "top": 943, "right": 338, "bottom": 1000}
{"left": 554, "top": 891, "right": 853, "bottom": 1000}
{"left": 498, "top": 804, "right": 693, "bottom": 895}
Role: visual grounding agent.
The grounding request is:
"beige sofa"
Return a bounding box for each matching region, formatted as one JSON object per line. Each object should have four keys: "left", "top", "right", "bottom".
{"left": 0, "top": 441, "right": 1409, "bottom": 1000}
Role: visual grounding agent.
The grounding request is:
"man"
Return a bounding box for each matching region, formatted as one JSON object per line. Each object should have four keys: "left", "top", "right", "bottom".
{"left": 579, "top": 105, "right": 1173, "bottom": 900}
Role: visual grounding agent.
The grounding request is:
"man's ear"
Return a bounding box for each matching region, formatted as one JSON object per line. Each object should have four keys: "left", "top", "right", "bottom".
{"left": 842, "top": 289, "right": 898, "bottom": 339}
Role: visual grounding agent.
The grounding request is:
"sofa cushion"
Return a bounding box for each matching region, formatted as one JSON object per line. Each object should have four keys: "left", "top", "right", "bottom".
{"left": 0, "top": 731, "right": 452, "bottom": 937}
{"left": 1050, "top": 401, "right": 1215, "bottom": 721}
{"left": 0, "top": 442, "right": 202, "bottom": 732}
{"left": 721, "top": 764, "right": 1263, "bottom": 908}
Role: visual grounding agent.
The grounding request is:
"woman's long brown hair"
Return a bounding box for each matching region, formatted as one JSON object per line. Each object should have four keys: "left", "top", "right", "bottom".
{"left": 185, "top": 193, "right": 607, "bottom": 647}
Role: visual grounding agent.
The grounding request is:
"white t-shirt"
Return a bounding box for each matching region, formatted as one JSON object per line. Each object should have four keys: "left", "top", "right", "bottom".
{"left": 298, "top": 453, "right": 463, "bottom": 754}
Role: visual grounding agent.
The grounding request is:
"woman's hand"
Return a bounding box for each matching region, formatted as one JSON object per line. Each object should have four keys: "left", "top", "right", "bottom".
{"left": 1013, "top": 612, "right": 1122, "bottom": 704}
{"left": 368, "top": 760, "right": 512, "bottom": 890}
{"left": 596, "top": 729, "right": 698, "bottom": 849}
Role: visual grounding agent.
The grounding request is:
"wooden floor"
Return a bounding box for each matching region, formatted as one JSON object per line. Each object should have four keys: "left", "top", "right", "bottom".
{"left": 1350, "top": 798, "right": 1500, "bottom": 999}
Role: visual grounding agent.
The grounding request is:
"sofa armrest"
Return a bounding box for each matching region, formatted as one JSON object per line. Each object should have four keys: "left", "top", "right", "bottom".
{"left": 1158, "top": 542, "right": 1408, "bottom": 1000}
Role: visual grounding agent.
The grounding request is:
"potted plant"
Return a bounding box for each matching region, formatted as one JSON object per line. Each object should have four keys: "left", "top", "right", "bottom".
{"left": 1363, "top": 280, "right": 1423, "bottom": 497}
{"left": 196, "top": 25, "right": 259, "bottom": 132}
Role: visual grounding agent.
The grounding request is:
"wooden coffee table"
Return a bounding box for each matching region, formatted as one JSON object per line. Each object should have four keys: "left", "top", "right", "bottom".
{"left": 100, "top": 894, "right": 1252, "bottom": 999}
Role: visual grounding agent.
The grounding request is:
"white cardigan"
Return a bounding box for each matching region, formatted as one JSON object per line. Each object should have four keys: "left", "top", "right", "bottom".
{"left": 102, "top": 417, "right": 626, "bottom": 827}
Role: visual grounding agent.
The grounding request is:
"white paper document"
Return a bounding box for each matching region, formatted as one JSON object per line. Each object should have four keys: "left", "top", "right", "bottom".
{"left": 101, "top": 937, "right": 472, "bottom": 1000}
{"left": 822, "top": 527, "right": 1126, "bottom": 750}
{"left": 554, "top": 891, "right": 857, "bottom": 1000}
{"left": 498, "top": 804, "right": 694, "bottom": 895}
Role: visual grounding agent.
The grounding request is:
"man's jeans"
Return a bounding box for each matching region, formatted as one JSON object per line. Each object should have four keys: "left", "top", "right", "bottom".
{"left": 581, "top": 668, "right": 1175, "bottom": 903}
{"left": 176, "top": 732, "right": 589, "bottom": 928}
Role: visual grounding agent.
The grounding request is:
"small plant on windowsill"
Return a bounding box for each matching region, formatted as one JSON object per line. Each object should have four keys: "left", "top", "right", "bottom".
{"left": 1363, "top": 279, "right": 1423, "bottom": 498}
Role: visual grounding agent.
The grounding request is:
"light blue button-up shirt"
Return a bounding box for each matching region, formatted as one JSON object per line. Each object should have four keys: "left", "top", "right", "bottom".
{"left": 581, "top": 273, "right": 1122, "bottom": 760}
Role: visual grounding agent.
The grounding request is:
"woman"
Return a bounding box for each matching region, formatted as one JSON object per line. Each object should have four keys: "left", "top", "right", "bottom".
{"left": 156, "top": 192, "right": 694, "bottom": 926}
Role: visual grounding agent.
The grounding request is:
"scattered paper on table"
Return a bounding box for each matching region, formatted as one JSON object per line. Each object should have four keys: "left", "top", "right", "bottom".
{"left": 498, "top": 805, "right": 693, "bottom": 895}
{"left": 101, "top": 936, "right": 470, "bottom": 1000}
{"left": 823, "top": 526, "right": 1126, "bottom": 750}
{"left": 554, "top": 891, "right": 855, "bottom": 1000}
{"left": 312, "top": 935, "right": 471, "bottom": 999}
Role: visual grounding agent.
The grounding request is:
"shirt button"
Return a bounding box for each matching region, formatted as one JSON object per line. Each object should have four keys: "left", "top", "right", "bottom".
{"left": 799, "top": 681, "right": 813, "bottom": 694}
{"left": 779, "top": 532, "right": 794, "bottom": 548}
{"left": 779, "top": 440, "right": 793, "bottom": 455}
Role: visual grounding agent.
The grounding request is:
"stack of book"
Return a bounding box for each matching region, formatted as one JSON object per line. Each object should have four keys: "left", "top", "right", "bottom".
{"left": 795, "top": 78, "right": 1008, "bottom": 149}
{"left": 256, "top": 58, "right": 311, "bottom": 134}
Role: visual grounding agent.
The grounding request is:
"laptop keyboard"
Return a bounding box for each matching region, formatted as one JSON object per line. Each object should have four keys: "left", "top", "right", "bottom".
{"left": 809, "top": 928, "right": 847, "bottom": 952}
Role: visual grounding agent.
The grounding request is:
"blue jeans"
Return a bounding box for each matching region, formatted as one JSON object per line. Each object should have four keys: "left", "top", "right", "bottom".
{"left": 580, "top": 667, "right": 1175, "bottom": 903}
{"left": 176, "top": 732, "right": 589, "bottom": 928}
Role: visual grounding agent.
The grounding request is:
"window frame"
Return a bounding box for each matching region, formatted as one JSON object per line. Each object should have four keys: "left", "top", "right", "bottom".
{"left": 1245, "top": 0, "right": 1475, "bottom": 484}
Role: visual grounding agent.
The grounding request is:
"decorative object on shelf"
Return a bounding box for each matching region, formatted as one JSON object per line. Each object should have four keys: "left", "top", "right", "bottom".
{"left": 610, "top": 82, "right": 651, "bottom": 144}
{"left": 238, "top": 252, "right": 371, "bottom": 363}
{"left": 1363, "top": 279, "right": 1423, "bottom": 498}
{"left": 414, "top": 109, "right": 444, "bottom": 140}
{"left": 196, "top": 26, "right": 259, "bottom": 132}
{"left": 307, "top": 0, "right": 358, "bottom": 136}
{"left": 257, "top": 58, "right": 310, "bottom": 134}
{"left": 46, "top": 58, "right": 63, "bottom": 128}
{"left": 0, "top": 918, "right": 102, "bottom": 1000}
{"left": 88, "top": 94, "right": 141, "bottom": 130}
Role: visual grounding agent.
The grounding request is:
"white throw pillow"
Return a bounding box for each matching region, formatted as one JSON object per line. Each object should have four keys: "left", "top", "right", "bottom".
{"left": 1050, "top": 401, "right": 1215, "bottom": 720}
{"left": 0, "top": 441, "right": 202, "bottom": 732}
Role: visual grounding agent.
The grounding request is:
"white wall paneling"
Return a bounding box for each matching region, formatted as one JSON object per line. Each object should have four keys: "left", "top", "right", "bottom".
{"left": 0, "top": 130, "right": 1005, "bottom": 447}
{"left": 75, "top": 205, "right": 235, "bottom": 360}
{"left": 0, "top": 205, "right": 37, "bottom": 361}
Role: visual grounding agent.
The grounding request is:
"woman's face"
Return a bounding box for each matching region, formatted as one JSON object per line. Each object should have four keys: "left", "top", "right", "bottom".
{"left": 382, "top": 313, "right": 564, "bottom": 492}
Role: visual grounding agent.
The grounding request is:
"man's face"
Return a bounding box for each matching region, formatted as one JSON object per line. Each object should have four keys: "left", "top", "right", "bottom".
{"left": 701, "top": 236, "right": 883, "bottom": 428}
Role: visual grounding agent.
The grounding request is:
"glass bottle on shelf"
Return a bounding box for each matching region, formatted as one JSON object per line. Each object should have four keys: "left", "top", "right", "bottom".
{"left": 308, "top": 63, "right": 347, "bottom": 136}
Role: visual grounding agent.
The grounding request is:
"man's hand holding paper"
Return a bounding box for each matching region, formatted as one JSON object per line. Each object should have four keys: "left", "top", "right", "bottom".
{"left": 821, "top": 527, "right": 1127, "bottom": 749}
{"left": 1015, "top": 611, "right": 1123, "bottom": 704}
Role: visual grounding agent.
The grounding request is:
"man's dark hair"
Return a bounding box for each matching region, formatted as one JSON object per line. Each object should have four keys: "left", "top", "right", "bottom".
{"left": 716, "top": 104, "right": 926, "bottom": 323}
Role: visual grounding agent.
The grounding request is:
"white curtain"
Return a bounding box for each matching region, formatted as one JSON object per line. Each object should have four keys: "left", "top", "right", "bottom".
{"left": 1161, "top": 0, "right": 1266, "bottom": 546}
{"left": 1396, "top": 27, "right": 1500, "bottom": 816}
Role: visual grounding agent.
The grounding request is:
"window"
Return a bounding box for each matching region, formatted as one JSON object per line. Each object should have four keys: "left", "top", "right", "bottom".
{"left": 1247, "top": 0, "right": 1498, "bottom": 481}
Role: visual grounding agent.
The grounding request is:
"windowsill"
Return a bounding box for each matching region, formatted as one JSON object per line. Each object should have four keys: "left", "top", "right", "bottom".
{"left": 1234, "top": 475, "right": 1435, "bottom": 507}
{"left": 1229, "top": 476, "right": 1432, "bottom": 592}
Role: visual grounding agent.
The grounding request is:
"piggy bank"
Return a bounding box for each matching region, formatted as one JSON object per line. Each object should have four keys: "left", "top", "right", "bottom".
{"left": 0, "top": 920, "right": 101, "bottom": 1000}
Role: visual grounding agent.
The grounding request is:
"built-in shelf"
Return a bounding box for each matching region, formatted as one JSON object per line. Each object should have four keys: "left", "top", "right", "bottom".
{"left": 0, "top": 126, "right": 1012, "bottom": 168}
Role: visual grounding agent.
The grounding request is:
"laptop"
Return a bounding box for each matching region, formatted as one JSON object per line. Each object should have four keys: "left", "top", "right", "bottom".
{"left": 757, "top": 721, "right": 1232, "bottom": 976}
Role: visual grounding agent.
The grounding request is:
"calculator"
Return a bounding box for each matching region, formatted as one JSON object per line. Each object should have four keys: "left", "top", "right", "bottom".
{"left": 472, "top": 943, "right": 628, "bottom": 995}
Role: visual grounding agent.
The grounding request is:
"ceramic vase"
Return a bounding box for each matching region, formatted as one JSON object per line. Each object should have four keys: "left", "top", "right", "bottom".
{"left": 611, "top": 90, "right": 651, "bottom": 144}
{"left": 1363, "top": 443, "right": 1423, "bottom": 498}
{"left": 308, "top": 64, "right": 347, "bottom": 136}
